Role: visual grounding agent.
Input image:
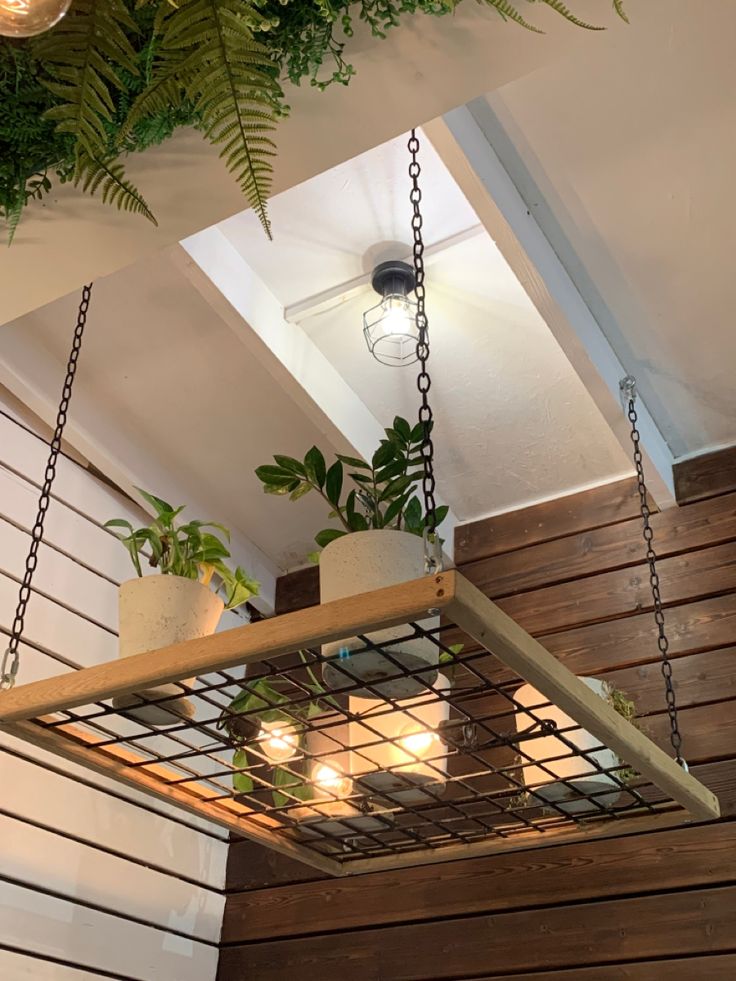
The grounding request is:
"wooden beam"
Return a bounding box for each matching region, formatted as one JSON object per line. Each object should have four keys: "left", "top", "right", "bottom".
{"left": 0, "top": 573, "right": 455, "bottom": 723}
{"left": 425, "top": 106, "right": 676, "bottom": 508}
{"left": 674, "top": 444, "right": 736, "bottom": 504}
{"left": 446, "top": 575, "right": 720, "bottom": 822}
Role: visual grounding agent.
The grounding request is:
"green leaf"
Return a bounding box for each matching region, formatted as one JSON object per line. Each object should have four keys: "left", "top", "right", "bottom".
{"left": 336, "top": 454, "right": 369, "bottom": 470}
{"left": 325, "top": 460, "right": 343, "bottom": 507}
{"left": 383, "top": 490, "right": 413, "bottom": 525}
{"left": 232, "top": 748, "right": 254, "bottom": 794}
{"left": 433, "top": 505, "right": 450, "bottom": 528}
{"left": 393, "top": 416, "right": 411, "bottom": 442}
{"left": 404, "top": 495, "right": 422, "bottom": 530}
{"left": 314, "top": 528, "right": 347, "bottom": 549}
{"left": 135, "top": 488, "right": 176, "bottom": 516}
{"left": 289, "top": 481, "right": 312, "bottom": 502}
{"left": 375, "top": 459, "right": 407, "bottom": 483}
{"left": 304, "top": 446, "right": 327, "bottom": 489}
{"left": 273, "top": 455, "right": 307, "bottom": 476}
{"left": 372, "top": 442, "right": 395, "bottom": 469}
{"left": 255, "top": 465, "right": 294, "bottom": 484}
{"left": 410, "top": 421, "right": 431, "bottom": 443}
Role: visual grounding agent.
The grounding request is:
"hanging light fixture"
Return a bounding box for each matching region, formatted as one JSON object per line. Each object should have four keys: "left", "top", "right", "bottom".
{"left": 363, "top": 259, "right": 420, "bottom": 366}
{"left": 0, "top": 0, "right": 71, "bottom": 37}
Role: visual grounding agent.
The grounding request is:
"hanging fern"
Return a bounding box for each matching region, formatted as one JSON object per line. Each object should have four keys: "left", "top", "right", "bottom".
{"left": 1, "top": 0, "right": 628, "bottom": 241}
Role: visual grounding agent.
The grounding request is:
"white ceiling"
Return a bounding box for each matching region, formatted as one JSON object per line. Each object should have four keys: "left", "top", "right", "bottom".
{"left": 481, "top": 0, "right": 736, "bottom": 457}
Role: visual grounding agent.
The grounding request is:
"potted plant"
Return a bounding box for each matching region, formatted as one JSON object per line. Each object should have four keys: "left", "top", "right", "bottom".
{"left": 105, "top": 489, "right": 260, "bottom": 726}
{"left": 255, "top": 417, "right": 449, "bottom": 699}
{"left": 513, "top": 679, "right": 639, "bottom": 814}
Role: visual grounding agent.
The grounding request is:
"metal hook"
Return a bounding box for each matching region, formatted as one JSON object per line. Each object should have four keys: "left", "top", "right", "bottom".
{"left": 0, "top": 647, "right": 19, "bottom": 691}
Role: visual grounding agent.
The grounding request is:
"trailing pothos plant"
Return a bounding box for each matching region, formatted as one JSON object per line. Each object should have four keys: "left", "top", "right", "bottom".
{"left": 105, "top": 488, "right": 260, "bottom": 611}
{"left": 255, "top": 416, "right": 449, "bottom": 560}
{"left": 218, "top": 655, "right": 338, "bottom": 805}
{"left": 1, "top": 0, "right": 628, "bottom": 241}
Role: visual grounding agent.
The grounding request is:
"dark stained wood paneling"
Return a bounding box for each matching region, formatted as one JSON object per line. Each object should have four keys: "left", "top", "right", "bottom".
{"left": 218, "top": 884, "right": 736, "bottom": 980}
{"left": 674, "top": 445, "right": 736, "bottom": 505}
{"left": 463, "top": 492, "right": 736, "bottom": 599}
{"left": 470, "top": 955, "right": 736, "bottom": 980}
{"left": 224, "top": 758, "right": 736, "bottom": 894}
{"left": 222, "top": 821, "right": 736, "bottom": 942}
{"left": 275, "top": 565, "right": 319, "bottom": 614}
{"left": 454, "top": 478, "right": 645, "bottom": 565}
{"left": 473, "top": 540, "right": 736, "bottom": 637}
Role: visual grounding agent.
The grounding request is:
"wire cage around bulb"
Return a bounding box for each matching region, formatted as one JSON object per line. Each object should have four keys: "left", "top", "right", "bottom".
{"left": 0, "top": 572, "right": 720, "bottom": 877}
{"left": 363, "top": 293, "right": 421, "bottom": 367}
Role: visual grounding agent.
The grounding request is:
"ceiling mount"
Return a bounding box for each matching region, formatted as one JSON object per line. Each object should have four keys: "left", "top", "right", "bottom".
{"left": 370, "top": 259, "right": 416, "bottom": 298}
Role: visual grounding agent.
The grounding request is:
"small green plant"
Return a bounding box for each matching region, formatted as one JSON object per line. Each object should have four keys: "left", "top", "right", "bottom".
{"left": 219, "top": 655, "right": 337, "bottom": 804}
{"left": 602, "top": 681, "right": 640, "bottom": 782}
{"left": 105, "top": 488, "right": 260, "bottom": 611}
{"left": 255, "top": 416, "right": 448, "bottom": 559}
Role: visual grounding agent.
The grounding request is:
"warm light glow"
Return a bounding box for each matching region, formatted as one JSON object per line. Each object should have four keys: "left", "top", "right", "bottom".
{"left": 381, "top": 297, "right": 413, "bottom": 335}
{"left": 0, "top": 0, "right": 71, "bottom": 37}
{"left": 313, "top": 761, "right": 352, "bottom": 798}
{"left": 398, "top": 724, "right": 439, "bottom": 759}
{"left": 257, "top": 721, "right": 299, "bottom": 763}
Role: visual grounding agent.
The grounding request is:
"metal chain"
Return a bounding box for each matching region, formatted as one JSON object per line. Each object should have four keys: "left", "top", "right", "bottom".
{"left": 1, "top": 283, "right": 93, "bottom": 691}
{"left": 621, "top": 375, "right": 685, "bottom": 767}
{"left": 408, "top": 129, "right": 441, "bottom": 574}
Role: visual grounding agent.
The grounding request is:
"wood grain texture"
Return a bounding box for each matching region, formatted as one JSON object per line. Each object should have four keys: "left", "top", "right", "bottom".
{"left": 0, "top": 572, "right": 455, "bottom": 722}
{"left": 221, "top": 820, "right": 736, "bottom": 941}
{"left": 275, "top": 565, "right": 319, "bottom": 615}
{"left": 674, "top": 444, "right": 736, "bottom": 505}
{"left": 468, "top": 955, "right": 736, "bottom": 980}
{"left": 454, "top": 478, "right": 645, "bottom": 565}
{"left": 217, "top": 884, "right": 736, "bottom": 980}
{"left": 462, "top": 491, "right": 736, "bottom": 599}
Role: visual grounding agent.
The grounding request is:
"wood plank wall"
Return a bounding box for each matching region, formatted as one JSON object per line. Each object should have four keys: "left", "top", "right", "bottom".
{"left": 0, "top": 390, "right": 228, "bottom": 981}
{"left": 218, "top": 473, "right": 736, "bottom": 980}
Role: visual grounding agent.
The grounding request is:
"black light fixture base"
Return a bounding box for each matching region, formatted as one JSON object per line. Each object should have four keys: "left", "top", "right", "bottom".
{"left": 370, "top": 259, "right": 415, "bottom": 298}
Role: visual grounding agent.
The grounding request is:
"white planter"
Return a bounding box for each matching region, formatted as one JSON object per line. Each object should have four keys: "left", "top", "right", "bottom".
{"left": 350, "top": 672, "right": 450, "bottom": 804}
{"left": 113, "top": 575, "right": 224, "bottom": 726}
{"left": 514, "top": 679, "right": 623, "bottom": 815}
{"left": 320, "top": 530, "right": 439, "bottom": 699}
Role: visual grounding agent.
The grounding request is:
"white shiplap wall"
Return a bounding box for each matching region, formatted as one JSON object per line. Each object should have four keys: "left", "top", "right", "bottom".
{"left": 0, "top": 391, "right": 228, "bottom": 981}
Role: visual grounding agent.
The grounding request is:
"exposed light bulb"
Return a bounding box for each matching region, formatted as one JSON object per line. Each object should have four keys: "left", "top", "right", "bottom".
{"left": 0, "top": 0, "right": 72, "bottom": 37}
{"left": 313, "top": 761, "right": 352, "bottom": 799}
{"left": 381, "top": 297, "right": 412, "bottom": 335}
{"left": 398, "top": 724, "right": 438, "bottom": 759}
{"left": 257, "top": 721, "right": 299, "bottom": 763}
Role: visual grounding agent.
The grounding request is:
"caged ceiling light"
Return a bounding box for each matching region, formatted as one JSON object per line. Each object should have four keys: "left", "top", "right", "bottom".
{"left": 0, "top": 135, "right": 721, "bottom": 878}
{"left": 363, "top": 259, "right": 420, "bottom": 367}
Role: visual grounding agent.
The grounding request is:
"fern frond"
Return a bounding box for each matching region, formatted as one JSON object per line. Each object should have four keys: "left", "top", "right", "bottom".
{"left": 613, "top": 0, "right": 629, "bottom": 23}
{"left": 482, "top": 1, "right": 543, "bottom": 32}
{"left": 36, "top": 0, "right": 139, "bottom": 167}
{"left": 535, "top": 0, "right": 605, "bottom": 30}
{"left": 75, "top": 154, "right": 158, "bottom": 224}
{"left": 151, "top": 0, "right": 281, "bottom": 237}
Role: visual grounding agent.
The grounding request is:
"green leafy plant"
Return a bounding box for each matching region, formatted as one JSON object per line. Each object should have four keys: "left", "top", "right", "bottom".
{"left": 219, "top": 654, "right": 337, "bottom": 803}
{"left": 2, "top": 0, "right": 627, "bottom": 240}
{"left": 105, "top": 488, "right": 260, "bottom": 611}
{"left": 256, "top": 416, "right": 448, "bottom": 559}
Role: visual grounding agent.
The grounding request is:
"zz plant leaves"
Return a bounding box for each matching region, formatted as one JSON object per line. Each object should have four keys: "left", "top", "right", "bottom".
{"left": 255, "top": 416, "right": 448, "bottom": 557}
{"left": 105, "top": 488, "right": 260, "bottom": 611}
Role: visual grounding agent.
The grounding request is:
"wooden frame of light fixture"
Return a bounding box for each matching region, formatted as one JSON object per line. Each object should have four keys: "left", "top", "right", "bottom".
{"left": 0, "top": 572, "right": 720, "bottom": 876}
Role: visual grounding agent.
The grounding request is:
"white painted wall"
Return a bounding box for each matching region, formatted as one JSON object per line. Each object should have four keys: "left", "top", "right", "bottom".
{"left": 0, "top": 389, "right": 227, "bottom": 981}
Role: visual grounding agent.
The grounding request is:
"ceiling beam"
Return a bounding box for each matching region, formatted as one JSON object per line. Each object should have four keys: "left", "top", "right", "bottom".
{"left": 424, "top": 105, "right": 677, "bottom": 509}
{"left": 176, "top": 228, "right": 459, "bottom": 556}
{"left": 0, "top": 325, "right": 279, "bottom": 612}
{"left": 283, "top": 225, "right": 484, "bottom": 324}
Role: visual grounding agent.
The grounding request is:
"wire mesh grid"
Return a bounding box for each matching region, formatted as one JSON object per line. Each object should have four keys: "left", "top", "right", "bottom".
{"left": 20, "top": 609, "right": 679, "bottom": 868}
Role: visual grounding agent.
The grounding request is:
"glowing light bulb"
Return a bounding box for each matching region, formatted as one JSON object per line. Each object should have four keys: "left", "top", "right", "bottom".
{"left": 398, "top": 724, "right": 438, "bottom": 759}
{"left": 257, "top": 721, "right": 298, "bottom": 763}
{"left": 313, "top": 761, "right": 352, "bottom": 799}
{"left": 382, "top": 299, "right": 412, "bottom": 335}
{"left": 0, "top": 0, "right": 72, "bottom": 37}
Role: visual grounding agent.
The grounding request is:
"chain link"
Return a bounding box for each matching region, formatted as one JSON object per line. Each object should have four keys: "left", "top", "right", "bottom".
{"left": 408, "top": 130, "right": 441, "bottom": 573}
{"left": 1, "top": 284, "right": 93, "bottom": 691}
{"left": 623, "top": 378, "right": 685, "bottom": 766}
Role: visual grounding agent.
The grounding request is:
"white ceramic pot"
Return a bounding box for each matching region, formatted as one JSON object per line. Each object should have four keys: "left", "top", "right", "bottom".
{"left": 514, "top": 679, "right": 623, "bottom": 815}
{"left": 319, "top": 530, "right": 439, "bottom": 699}
{"left": 113, "top": 575, "right": 224, "bottom": 726}
{"left": 350, "top": 672, "right": 450, "bottom": 804}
